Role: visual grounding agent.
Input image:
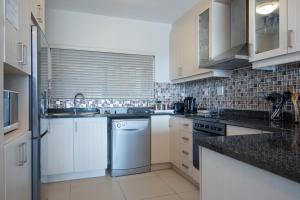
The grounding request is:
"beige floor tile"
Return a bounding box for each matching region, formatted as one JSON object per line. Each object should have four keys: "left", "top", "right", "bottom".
{"left": 177, "top": 190, "right": 200, "bottom": 200}
{"left": 42, "top": 181, "right": 71, "bottom": 200}
{"left": 143, "top": 194, "right": 181, "bottom": 200}
{"left": 70, "top": 177, "right": 125, "bottom": 200}
{"left": 155, "top": 170, "right": 197, "bottom": 193}
{"left": 118, "top": 174, "right": 174, "bottom": 200}
{"left": 115, "top": 172, "right": 156, "bottom": 182}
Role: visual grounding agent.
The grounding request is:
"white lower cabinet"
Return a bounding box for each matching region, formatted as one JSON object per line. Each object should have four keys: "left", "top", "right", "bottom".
{"left": 226, "top": 125, "right": 263, "bottom": 136}
{"left": 151, "top": 115, "right": 170, "bottom": 164}
{"left": 47, "top": 118, "right": 74, "bottom": 175}
{"left": 4, "top": 131, "right": 31, "bottom": 200}
{"left": 74, "top": 118, "right": 107, "bottom": 172}
{"left": 43, "top": 117, "right": 108, "bottom": 182}
{"left": 170, "top": 116, "right": 199, "bottom": 183}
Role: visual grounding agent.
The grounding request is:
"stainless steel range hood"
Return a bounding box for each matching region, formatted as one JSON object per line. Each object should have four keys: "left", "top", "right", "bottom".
{"left": 204, "top": 0, "right": 251, "bottom": 70}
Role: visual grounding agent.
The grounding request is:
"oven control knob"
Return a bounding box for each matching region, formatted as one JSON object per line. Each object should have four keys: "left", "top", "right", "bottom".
{"left": 205, "top": 125, "right": 209, "bottom": 129}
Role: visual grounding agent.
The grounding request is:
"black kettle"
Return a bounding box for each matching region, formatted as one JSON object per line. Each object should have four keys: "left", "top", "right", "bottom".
{"left": 184, "top": 97, "right": 196, "bottom": 114}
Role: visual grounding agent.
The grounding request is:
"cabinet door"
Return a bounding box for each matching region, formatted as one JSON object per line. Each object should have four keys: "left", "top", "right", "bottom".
{"left": 151, "top": 116, "right": 170, "bottom": 164}
{"left": 74, "top": 118, "right": 107, "bottom": 172}
{"left": 249, "top": 0, "right": 288, "bottom": 62}
{"left": 47, "top": 119, "right": 74, "bottom": 175}
{"left": 288, "top": 0, "right": 300, "bottom": 53}
{"left": 4, "top": 132, "right": 31, "bottom": 200}
{"left": 5, "top": 136, "right": 25, "bottom": 200}
{"left": 4, "top": 19, "right": 19, "bottom": 68}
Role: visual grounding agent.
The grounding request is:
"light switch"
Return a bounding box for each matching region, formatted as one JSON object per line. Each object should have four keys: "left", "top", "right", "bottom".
{"left": 217, "top": 86, "right": 224, "bottom": 96}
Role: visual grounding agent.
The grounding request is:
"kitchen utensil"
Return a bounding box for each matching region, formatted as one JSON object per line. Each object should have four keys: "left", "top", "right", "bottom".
{"left": 290, "top": 91, "right": 299, "bottom": 123}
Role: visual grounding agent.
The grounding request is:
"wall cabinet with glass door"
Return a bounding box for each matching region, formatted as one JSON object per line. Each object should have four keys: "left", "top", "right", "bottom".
{"left": 169, "top": 0, "right": 231, "bottom": 82}
{"left": 249, "top": 0, "right": 287, "bottom": 62}
{"left": 250, "top": 0, "right": 300, "bottom": 68}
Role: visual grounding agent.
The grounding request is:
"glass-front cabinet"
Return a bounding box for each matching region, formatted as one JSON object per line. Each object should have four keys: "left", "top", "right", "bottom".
{"left": 198, "top": 9, "right": 210, "bottom": 67}
{"left": 249, "top": 0, "right": 287, "bottom": 62}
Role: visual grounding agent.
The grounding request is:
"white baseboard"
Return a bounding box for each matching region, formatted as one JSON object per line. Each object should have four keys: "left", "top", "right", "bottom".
{"left": 41, "top": 170, "right": 106, "bottom": 183}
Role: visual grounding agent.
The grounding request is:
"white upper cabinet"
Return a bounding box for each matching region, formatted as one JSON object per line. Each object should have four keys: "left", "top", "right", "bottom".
{"left": 288, "top": 0, "right": 300, "bottom": 53}
{"left": 31, "top": 0, "right": 45, "bottom": 33}
{"left": 4, "top": 0, "right": 31, "bottom": 74}
{"left": 170, "top": 0, "right": 231, "bottom": 82}
{"left": 249, "top": 0, "right": 288, "bottom": 62}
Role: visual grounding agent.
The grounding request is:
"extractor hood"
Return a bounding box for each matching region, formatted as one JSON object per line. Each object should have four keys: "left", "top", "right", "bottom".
{"left": 204, "top": 0, "right": 251, "bottom": 70}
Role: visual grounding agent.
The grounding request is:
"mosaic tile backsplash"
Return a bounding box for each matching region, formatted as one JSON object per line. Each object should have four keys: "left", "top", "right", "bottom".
{"left": 50, "top": 62, "right": 300, "bottom": 112}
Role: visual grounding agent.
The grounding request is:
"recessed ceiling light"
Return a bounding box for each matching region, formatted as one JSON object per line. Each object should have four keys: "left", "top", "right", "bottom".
{"left": 256, "top": 2, "right": 279, "bottom": 15}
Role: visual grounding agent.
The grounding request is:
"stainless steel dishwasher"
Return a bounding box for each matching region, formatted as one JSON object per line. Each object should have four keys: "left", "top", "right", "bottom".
{"left": 110, "top": 118, "right": 151, "bottom": 177}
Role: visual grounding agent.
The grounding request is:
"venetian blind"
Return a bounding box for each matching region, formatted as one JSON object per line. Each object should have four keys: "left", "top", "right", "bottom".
{"left": 51, "top": 48, "right": 155, "bottom": 99}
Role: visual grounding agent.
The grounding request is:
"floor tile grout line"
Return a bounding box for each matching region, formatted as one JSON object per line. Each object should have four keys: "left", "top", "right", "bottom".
{"left": 115, "top": 178, "right": 129, "bottom": 200}
{"left": 154, "top": 169, "right": 198, "bottom": 198}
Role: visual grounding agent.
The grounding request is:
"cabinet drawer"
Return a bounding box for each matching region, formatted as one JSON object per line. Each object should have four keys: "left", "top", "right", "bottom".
{"left": 180, "top": 119, "right": 193, "bottom": 132}
{"left": 179, "top": 143, "right": 192, "bottom": 161}
{"left": 180, "top": 157, "right": 192, "bottom": 176}
{"left": 180, "top": 131, "right": 192, "bottom": 146}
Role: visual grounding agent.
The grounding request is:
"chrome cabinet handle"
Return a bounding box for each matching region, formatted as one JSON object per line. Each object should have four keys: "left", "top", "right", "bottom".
{"left": 288, "top": 30, "right": 294, "bottom": 48}
{"left": 18, "top": 144, "right": 24, "bottom": 166}
{"left": 22, "top": 143, "right": 27, "bottom": 164}
{"left": 182, "top": 137, "right": 189, "bottom": 141}
{"left": 75, "top": 121, "right": 78, "bottom": 132}
{"left": 22, "top": 44, "right": 27, "bottom": 65}
{"left": 183, "top": 123, "right": 189, "bottom": 127}
{"left": 182, "top": 163, "right": 189, "bottom": 169}
{"left": 182, "top": 150, "right": 189, "bottom": 155}
{"left": 16, "top": 42, "right": 24, "bottom": 64}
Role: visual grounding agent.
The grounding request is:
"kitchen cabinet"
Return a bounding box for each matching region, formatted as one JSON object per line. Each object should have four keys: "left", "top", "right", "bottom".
{"left": 151, "top": 115, "right": 170, "bottom": 164}
{"left": 169, "top": 0, "right": 231, "bottom": 82}
{"left": 47, "top": 118, "right": 74, "bottom": 175}
{"left": 226, "top": 125, "right": 264, "bottom": 136}
{"left": 43, "top": 117, "right": 108, "bottom": 182}
{"left": 4, "top": 131, "right": 31, "bottom": 200}
{"left": 31, "top": 0, "right": 45, "bottom": 32}
{"left": 202, "top": 147, "right": 300, "bottom": 200}
{"left": 4, "top": 0, "right": 31, "bottom": 74}
{"left": 249, "top": 0, "right": 288, "bottom": 62}
{"left": 74, "top": 118, "right": 107, "bottom": 172}
{"left": 288, "top": 0, "right": 300, "bottom": 53}
{"left": 170, "top": 116, "right": 199, "bottom": 184}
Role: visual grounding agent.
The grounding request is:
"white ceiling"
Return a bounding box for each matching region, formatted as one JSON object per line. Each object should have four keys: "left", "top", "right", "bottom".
{"left": 46, "top": 0, "right": 199, "bottom": 24}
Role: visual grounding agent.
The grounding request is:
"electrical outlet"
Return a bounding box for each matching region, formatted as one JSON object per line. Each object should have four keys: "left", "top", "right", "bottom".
{"left": 217, "top": 86, "right": 224, "bottom": 96}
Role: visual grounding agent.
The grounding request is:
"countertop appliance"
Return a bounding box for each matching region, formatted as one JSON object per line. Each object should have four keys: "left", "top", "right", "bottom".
{"left": 174, "top": 102, "right": 184, "bottom": 114}
{"left": 193, "top": 119, "right": 226, "bottom": 169}
{"left": 3, "top": 90, "right": 19, "bottom": 134}
{"left": 184, "top": 97, "right": 197, "bottom": 114}
{"left": 31, "top": 25, "right": 51, "bottom": 200}
{"left": 110, "top": 118, "right": 151, "bottom": 177}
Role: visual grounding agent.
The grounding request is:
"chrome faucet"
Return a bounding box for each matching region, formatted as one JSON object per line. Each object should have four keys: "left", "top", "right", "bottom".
{"left": 73, "top": 93, "right": 85, "bottom": 114}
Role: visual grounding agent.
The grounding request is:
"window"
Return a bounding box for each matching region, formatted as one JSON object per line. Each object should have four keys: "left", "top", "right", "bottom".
{"left": 51, "top": 48, "right": 155, "bottom": 99}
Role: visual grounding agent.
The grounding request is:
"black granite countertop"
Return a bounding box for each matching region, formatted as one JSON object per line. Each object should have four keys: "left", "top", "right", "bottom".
{"left": 196, "top": 130, "right": 300, "bottom": 183}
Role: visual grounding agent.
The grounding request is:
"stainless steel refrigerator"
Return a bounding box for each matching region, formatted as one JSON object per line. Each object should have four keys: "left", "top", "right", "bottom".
{"left": 31, "top": 25, "right": 50, "bottom": 200}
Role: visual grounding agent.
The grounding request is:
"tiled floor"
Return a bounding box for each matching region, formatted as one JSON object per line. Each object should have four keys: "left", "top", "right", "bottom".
{"left": 41, "top": 169, "right": 199, "bottom": 200}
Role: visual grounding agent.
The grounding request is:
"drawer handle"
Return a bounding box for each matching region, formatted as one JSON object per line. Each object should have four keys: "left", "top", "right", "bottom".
{"left": 182, "top": 137, "right": 189, "bottom": 141}
{"left": 182, "top": 150, "right": 189, "bottom": 155}
{"left": 182, "top": 163, "right": 189, "bottom": 169}
{"left": 183, "top": 124, "right": 190, "bottom": 127}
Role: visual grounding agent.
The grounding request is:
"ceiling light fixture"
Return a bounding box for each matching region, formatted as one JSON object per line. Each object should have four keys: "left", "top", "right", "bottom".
{"left": 256, "top": 1, "right": 279, "bottom": 15}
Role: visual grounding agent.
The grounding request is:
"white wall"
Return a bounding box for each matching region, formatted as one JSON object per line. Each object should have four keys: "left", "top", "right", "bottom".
{"left": 45, "top": 9, "right": 171, "bottom": 82}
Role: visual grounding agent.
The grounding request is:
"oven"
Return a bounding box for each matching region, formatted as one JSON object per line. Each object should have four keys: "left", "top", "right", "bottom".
{"left": 193, "top": 119, "right": 226, "bottom": 169}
